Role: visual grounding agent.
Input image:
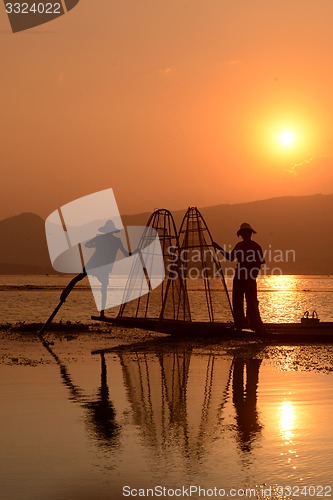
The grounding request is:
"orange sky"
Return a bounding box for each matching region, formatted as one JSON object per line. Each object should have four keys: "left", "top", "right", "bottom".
{"left": 1, "top": 0, "right": 333, "bottom": 219}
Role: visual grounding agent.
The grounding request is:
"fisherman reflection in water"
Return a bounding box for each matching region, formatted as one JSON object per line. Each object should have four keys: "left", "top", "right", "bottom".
{"left": 213, "top": 223, "right": 266, "bottom": 334}
{"left": 41, "top": 341, "right": 120, "bottom": 448}
{"left": 83, "top": 353, "right": 120, "bottom": 447}
{"left": 85, "top": 220, "right": 130, "bottom": 317}
{"left": 232, "top": 357, "right": 262, "bottom": 453}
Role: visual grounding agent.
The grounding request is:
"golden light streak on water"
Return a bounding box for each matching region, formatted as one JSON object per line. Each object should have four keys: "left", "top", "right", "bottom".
{"left": 280, "top": 401, "right": 295, "bottom": 443}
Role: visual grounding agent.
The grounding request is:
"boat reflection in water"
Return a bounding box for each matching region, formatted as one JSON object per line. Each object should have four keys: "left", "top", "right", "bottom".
{"left": 42, "top": 338, "right": 263, "bottom": 465}
{"left": 120, "top": 350, "right": 232, "bottom": 464}
{"left": 111, "top": 346, "right": 263, "bottom": 468}
{"left": 37, "top": 339, "right": 333, "bottom": 496}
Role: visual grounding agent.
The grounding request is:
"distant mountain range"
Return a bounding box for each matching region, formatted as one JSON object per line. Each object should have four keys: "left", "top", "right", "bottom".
{"left": 0, "top": 194, "right": 332, "bottom": 275}
{"left": 0, "top": 213, "right": 53, "bottom": 274}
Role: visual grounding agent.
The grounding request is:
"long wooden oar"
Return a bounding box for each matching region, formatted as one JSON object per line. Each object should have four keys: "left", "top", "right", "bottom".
{"left": 38, "top": 272, "right": 87, "bottom": 336}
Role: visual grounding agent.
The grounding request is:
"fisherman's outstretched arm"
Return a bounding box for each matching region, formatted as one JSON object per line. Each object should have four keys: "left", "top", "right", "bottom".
{"left": 212, "top": 241, "right": 236, "bottom": 261}
{"left": 119, "top": 240, "right": 132, "bottom": 257}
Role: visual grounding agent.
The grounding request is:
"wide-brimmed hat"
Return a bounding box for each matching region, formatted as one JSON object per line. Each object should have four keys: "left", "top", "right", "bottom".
{"left": 237, "top": 222, "right": 257, "bottom": 237}
{"left": 98, "top": 220, "right": 121, "bottom": 233}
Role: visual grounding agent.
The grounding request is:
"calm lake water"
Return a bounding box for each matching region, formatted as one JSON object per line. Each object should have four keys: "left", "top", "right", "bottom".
{"left": 0, "top": 342, "right": 332, "bottom": 500}
{"left": 0, "top": 274, "right": 332, "bottom": 324}
{"left": 0, "top": 275, "right": 332, "bottom": 499}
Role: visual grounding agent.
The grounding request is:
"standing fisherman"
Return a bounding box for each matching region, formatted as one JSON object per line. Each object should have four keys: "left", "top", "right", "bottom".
{"left": 213, "top": 223, "right": 266, "bottom": 334}
{"left": 85, "top": 220, "right": 130, "bottom": 317}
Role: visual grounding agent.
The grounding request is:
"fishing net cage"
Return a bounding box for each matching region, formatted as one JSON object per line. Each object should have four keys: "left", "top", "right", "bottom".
{"left": 118, "top": 207, "right": 233, "bottom": 324}
{"left": 118, "top": 209, "right": 191, "bottom": 321}
{"left": 176, "top": 207, "right": 234, "bottom": 323}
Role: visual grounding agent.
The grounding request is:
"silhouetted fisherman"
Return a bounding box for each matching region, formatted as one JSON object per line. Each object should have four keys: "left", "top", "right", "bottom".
{"left": 85, "top": 220, "right": 130, "bottom": 317}
{"left": 213, "top": 223, "right": 266, "bottom": 334}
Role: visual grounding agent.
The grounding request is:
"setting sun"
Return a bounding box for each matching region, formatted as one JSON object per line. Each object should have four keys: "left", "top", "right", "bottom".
{"left": 250, "top": 108, "right": 323, "bottom": 172}
{"left": 279, "top": 130, "right": 295, "bottom": 147}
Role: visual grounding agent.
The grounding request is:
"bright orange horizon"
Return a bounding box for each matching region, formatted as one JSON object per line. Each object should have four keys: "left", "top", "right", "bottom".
{"left": 1, "top": 0, "right": 333, "bottom": 219}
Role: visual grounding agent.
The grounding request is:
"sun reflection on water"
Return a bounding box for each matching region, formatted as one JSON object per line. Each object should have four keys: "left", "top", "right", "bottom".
{"left": 257, "top": 275, "right": 333, "bottom": 322}
{"left": 279, "top": 401, "right": 298, "bottom": 471}
{"left": 261, "top": 275, "right": 298, "bottom": 291}
{"left": 280, "top": 401, "right": 295, "bottom": 442}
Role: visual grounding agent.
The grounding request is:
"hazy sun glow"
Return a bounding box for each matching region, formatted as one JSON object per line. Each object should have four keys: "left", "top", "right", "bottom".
{"left": 250, "top": 109, "right": 320, "bottom": 171}
{"left": 279, "top": 130, "right": 295, "bottom": 147}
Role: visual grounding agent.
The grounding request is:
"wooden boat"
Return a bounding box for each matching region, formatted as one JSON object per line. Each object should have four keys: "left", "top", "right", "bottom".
{"left": 90, "top": 208, "right": 333, "bottom": 343}
{"left": 91, "top": 315, "right": 333, "bottom": 343}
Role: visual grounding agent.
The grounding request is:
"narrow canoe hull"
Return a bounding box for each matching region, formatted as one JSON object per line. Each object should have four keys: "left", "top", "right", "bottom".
{"left": 91, "top": 316, "right": 333, "bottom": 343}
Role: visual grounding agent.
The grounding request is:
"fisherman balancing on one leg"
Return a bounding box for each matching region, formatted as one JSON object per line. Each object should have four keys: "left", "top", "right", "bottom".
{"left": 213, "top": 223, "right": 266, "bottom": 335}
{"left": 85, "top": 220, "right": 130, "bottom": 317}
{"left": 39, "top": 220, "right": 130, "bottom": 335}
